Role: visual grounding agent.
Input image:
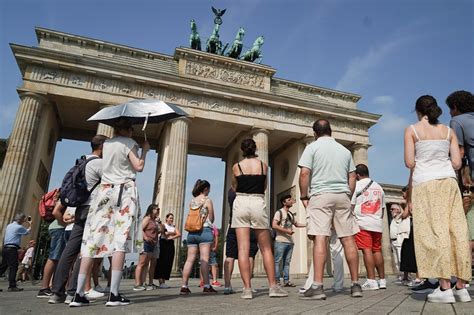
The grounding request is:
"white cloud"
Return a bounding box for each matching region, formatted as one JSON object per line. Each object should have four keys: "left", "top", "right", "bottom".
{"left": 372, "top": 95, "right": 395, "bottom": 107}
{"left": 336, "top": 38, "right": 404, "bottom": 92}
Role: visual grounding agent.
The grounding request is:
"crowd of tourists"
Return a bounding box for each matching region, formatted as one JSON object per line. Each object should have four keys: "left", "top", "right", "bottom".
{"left": 1, "top": 90, "right": 473, "bottom": 306}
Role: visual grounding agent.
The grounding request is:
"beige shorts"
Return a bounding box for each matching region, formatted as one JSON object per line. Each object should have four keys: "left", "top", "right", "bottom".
{"left": 232, "top": 194, "right": 269, "bottom": 229}
{"left": 306, "top": 193, "right": 359, "bottom": 238}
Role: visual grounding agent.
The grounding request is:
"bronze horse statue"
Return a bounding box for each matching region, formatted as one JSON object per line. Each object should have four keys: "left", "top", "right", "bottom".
{"left": 241, "top": 36, "right": 264, "bottom": 62}
{"left": 206, "top": 23, "right": 222, "bottom": 54}
{"left": 190, "top": 19, "right": 201, "bottom": 50}
{"left": 226, "top": 27, "right": 245, "bottom": 59}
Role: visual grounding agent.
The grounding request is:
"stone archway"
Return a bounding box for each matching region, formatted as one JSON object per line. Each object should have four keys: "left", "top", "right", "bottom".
{"left": 0, "top": 27, "right": 384, "bottom": 275}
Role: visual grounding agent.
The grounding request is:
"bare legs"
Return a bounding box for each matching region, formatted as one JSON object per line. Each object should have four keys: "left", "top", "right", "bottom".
{"left": 148, "top": 258, "right": 157, "bottom": 285}
{"left": 41, "top": 259, "right": 58, "bottom": 289}
{"left": 224, "top": 257, "right": 234, "bottom": 288}
{"left": 181, "top": 244, "right": 211, "bottom": 287}
{"left": 135, "top": 253, "right": 152, "bottom": 286}
{"left": 236, "top": 227, "right": 277, "bottom": 289}
{"left": 312, "top": 235, "right": 359, "bottom": 283}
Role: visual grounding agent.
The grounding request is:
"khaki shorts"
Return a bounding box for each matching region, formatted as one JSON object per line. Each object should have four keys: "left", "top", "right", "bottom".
{"left": 232, "top": 194, "right": 269, "bottom": 229}
{"left": 306, "top": 193, "right": 359, "bottom": 237}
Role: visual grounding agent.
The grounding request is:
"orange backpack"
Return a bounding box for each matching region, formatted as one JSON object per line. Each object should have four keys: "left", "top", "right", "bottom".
{"left": 184, "top": 199, "right": 206, "bottom": 233}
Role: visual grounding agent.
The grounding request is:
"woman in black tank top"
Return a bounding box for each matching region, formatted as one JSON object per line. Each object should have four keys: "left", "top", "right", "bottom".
{"left": 230, "top": 139, "right": 288, "bottom": 299}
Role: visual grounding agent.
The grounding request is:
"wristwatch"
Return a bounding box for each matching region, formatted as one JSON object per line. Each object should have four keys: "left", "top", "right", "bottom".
{"left": 300, "top": 195, "right": 310, "bottom": 201}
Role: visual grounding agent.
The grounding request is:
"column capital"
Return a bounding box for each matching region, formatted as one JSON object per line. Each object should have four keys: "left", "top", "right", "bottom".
{"left": 352, "top": 142, "right": 371, "bottom": 150}
{"left": 18, "top": 91, "right": 49, "bottom": 105}
{"left": 250, "top": 127, "right": 270, "bottom": 136}
{"left": 171, "top": 116, "right": 192, "bottom": 124}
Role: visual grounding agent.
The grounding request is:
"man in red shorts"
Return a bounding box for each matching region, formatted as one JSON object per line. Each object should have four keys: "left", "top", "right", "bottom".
{"left": 352, "top": 164, "right": 386, "bottom": 290}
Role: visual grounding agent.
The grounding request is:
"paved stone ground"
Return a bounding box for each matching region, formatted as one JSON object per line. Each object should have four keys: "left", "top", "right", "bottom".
{"left": 0, "top": 277, "right": 472, "bottom": 314}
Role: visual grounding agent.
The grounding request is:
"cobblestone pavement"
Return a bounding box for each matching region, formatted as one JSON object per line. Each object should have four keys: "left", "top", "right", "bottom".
{"left": 0, "top": 277, "right": 472, "bottom": 314}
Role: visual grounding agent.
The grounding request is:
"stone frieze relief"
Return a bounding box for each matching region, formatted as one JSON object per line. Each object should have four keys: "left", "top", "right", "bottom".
{"left": 185, "top": 60, "right": 265, "bottom": 90}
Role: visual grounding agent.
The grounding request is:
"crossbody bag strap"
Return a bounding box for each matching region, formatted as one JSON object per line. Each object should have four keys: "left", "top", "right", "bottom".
{"left": 356, "top": 180, "right": 373, "bottom": 198}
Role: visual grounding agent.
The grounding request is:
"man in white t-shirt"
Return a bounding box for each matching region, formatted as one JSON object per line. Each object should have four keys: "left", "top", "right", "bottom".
{"left": 351, "top": 164, "right": 386, "bottom": 291}
{"left": 49, "top": 135, "right": 107, "bottom": 304}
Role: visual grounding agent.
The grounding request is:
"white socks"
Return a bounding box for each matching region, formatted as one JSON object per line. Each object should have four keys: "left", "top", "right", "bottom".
{"left": 76, "top": 273, "right": 86, "bottom": 296}
{"left": 110, "top": 270, "right": 122, "bottom": 296}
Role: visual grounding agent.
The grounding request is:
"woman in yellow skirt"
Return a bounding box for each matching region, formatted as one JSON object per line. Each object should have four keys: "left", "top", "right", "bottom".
{"left": 404, "top": 95, "right": 471, "bottom": 303}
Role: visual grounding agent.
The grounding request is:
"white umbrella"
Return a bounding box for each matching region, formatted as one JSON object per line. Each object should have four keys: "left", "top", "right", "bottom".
{"left": 88, "top": 99, "right": 187, "bottom": 141}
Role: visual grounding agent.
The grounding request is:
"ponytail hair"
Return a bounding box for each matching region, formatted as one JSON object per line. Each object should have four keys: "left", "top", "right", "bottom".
{"left": 241, "top": 138, "right": 257, "bottom": 158}
{"left": 415, "top": 95, "right": 442, "bottom": 125}
{"left": 192, "top": 179, "right": 210, "bottom": 197}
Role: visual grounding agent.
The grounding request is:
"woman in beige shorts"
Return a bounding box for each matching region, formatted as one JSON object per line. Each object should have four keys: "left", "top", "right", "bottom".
{"left": 231, "top": 138, "right": 288, "bottom": 299}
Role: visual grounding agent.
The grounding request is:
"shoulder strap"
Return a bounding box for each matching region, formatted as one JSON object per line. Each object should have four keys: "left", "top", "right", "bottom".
{"left": 260, "top": 161, "right": 264, "bottom": 175}
{"left": 237, "top": 163, "right": 244, "bottom": 175}
{"left": 446, "top": 127, "right": 451, "bottom": 140}
{"left": 356, "top": 180, "right": 373, "bottom": 198}
{"left": 85, "top": 156, "right": 100, "bottom": 163}
{"left": 410, "top": 125, "right": 420, "bottom": 141}
{"left": 84, "top": 156, "right": 101, "bottom": 192}
{"left": 287, "top": 211, "right": 295, "bottom": 224}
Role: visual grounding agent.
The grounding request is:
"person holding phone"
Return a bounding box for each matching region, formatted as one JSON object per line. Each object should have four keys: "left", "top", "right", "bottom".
{"left": 0, "top": 213, "right": 32, "bottom": 292}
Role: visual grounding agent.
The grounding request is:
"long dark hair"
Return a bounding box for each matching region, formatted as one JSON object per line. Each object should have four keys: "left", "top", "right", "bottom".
{"left": 192, "top": 179, "right": 210, "bottom": 197}
{"left": 415, "top": 95, "right": 442, "bottom": 125}
{"left": 145, "top": 204, "right": 159, "bottom": 217}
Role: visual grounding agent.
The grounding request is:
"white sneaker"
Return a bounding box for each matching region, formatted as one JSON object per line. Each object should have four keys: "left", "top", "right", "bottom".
{"left": 64, "top": 294, "right": 73, "bottom": 304}
{"left": 361, "top": 279, "right": 379, "bottom": 291}
{"left": 452, "top": 287, "right": 472, "bottom": 302}
{"left": 159, "top": 283, "right": 170, "bottom": 289}
{"left": 241, "top": 288, "right": 253, "bottom": 299}
{"left": 85, "top": 288, "right": 104, "bottom": 299}
{"left": 427, "top": 287, "right": 455, "bottom": 303}
{"left": 378, "top": 279, "right": 387, "bottom": 289}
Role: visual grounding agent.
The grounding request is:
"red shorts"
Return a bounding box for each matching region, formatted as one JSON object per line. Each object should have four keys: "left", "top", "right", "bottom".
{"left": 355, "top": 230, "right": 382, "bottom": 252}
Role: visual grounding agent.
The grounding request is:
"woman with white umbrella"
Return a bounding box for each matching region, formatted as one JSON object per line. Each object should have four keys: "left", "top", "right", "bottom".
{"left": 70, "top": 117, "right": 150, "bottom": 307}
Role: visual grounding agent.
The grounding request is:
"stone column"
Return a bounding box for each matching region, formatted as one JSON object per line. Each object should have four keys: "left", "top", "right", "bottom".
{"left": 352, "top": 143, "right": 369, "bottom": 165}
{"left": 0, "top": 92, "right": 46, "bottom": 233}
{"left": 159, "top": 117, "right": 189, "bottom": 273}
{"left": 97, "top": 123, "right": 114, "bottom": 138}
{"left": 251, "top": 128, "right": 270, "bottom": 275}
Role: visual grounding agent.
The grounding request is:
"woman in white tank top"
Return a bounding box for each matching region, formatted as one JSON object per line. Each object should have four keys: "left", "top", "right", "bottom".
{"left": 404, "top": 95, "right": 471, "bottom": 303}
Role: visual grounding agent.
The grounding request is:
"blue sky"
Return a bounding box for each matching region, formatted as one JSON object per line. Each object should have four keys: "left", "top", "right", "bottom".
{"left": 1, "top": 0, "right": 473, "bottom": 229}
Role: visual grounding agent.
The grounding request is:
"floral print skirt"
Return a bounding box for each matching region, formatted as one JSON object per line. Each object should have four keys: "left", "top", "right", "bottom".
{"left": 412, "top": 178, "right": 471, "bottom": 281}
{"left": 81, "top": 181, "right": 143, "bottom": 258}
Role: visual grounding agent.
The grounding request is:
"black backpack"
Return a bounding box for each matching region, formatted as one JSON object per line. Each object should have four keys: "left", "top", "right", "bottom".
{"left": 60, "top": 156, "right": 100, "bottom": 207}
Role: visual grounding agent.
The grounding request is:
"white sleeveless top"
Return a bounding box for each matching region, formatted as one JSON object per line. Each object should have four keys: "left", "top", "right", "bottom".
{"left": 164, "top": 223, "right": 176, "bottom": 240}
{"left": 411, "top": 125, "right": 456, "bottom": 186}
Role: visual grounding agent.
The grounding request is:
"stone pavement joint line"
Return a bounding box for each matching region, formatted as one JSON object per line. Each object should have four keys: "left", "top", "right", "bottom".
{"left": 0, "top": 276, "right": 472, "bottom": 314}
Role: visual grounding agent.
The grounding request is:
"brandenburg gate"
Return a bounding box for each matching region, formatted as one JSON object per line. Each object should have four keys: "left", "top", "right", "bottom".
{"left": 0, "top": 26, "right": 400, "bottom": 276}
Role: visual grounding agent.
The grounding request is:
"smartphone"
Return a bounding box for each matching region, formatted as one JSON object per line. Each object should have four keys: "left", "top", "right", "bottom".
{"left": 27, "top": 216, "right": 32, "bottom": 222}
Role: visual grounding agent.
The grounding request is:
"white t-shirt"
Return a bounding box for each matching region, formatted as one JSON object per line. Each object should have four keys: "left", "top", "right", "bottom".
{"left": 351, "top": 178, "right": 385, "bottom": 233}
{"left": 101, "top": 136, "right": 138, "bottom": 184}
{"left": 64, "top": 207, "right": 76, "bottom": 231}
{"left": 83, "top": 154, "right": 103, "bottom": 205}
{"left": 22, "top": 247, "right": 34, "bottom": 264}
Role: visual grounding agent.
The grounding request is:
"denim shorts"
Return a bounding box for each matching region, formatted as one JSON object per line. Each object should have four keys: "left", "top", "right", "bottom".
{"left": 48, "top": 228, "right": 66, "bottom": 260}
{"left": 209, "top": 250, "right": 218, "bottom": 265}
{"left": 143, "top": 240, "right": 156, "bottom": 253}
{"left": 187, "top": 227, "right": 213, "bottom": 247}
